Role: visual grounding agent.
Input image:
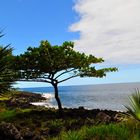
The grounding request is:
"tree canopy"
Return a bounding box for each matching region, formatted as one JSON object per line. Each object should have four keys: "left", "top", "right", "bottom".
{"left": 14, "top": 40, "right": 117, "bottom": 112}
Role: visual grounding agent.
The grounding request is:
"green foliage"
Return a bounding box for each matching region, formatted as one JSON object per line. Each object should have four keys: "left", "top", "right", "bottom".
{"left": 0, "top": 110, "right": 17, "bottom": 121}
{"left": 0, "top": 108, "right": 32, "bottom": 121}
{"left": 0, "top": 90, "right": 18, "bottom": 100}
{"left": 0, "top": 95, "right": 9, "bottom": 101}
{"left": 14, "top": 40, "right": 117, "bottom": 81}
{"left": 49, "top": 117, "right": 140, "bottom": 140}
{"left": 84, "top": 124, "right": 129, "bottom": 140}
{"left": 52, "top": 124, "right": 131, "bottom": 140}
{"left": 47, "top": 120, "right": 64, "bottom": 136}
{"left": 125, "top": 89, "right": 140, "bottom": 121}
{"left": 0, "top": 34, "right": 16, "bottom": 94}
{"left": 132, "top": 135, "right": 140, "bottom": 140}
{"left": 121, "top": 118, "right": 140, "bottom": 140}
{"left": 61, "top": 131, "right": 83, "bottom": 140}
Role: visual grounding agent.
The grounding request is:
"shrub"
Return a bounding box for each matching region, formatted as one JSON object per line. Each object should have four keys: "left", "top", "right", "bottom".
{"left": 125, "top": 89, "right": 140, "bottom": 121}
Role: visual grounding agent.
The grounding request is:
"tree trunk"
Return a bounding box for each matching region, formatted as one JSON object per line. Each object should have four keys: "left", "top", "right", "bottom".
{"left": 52, "top": 82, "right": 63, "bottom": 115}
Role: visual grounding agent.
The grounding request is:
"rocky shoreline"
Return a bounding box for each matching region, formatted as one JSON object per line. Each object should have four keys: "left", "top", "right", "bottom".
{"left": 0, "top": 91, "right": 126, "bottom": 140}
{"left": 0, "top": 108, "right": 125, "bottom": 140}
{"left": 0, "top": 91, "right": 47, "bottom": 109}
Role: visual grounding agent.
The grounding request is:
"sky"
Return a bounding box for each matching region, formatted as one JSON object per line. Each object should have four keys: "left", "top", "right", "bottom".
{"left": 0, "top": 0, "right": 140, "bottom": 88}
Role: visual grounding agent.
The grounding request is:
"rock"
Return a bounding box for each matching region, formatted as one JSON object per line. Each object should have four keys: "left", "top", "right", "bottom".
{"left": 15, "top": 92, "right": 46, "bottom": 102}
{"left": 32, "top": 135, "right": 42, "bottom": 140}
{"left": 114, "top": 113, "right": 124, "bottom": 122}
{"left": 78, "top": 106, "right": 85, "bottom": 110}
{"left": 96, "top": 112, "right": 111, "bottom": 123}
{"left": 1, "top": 91, "right": 47, "bottom": 109}
{"left": 22, "top": 128, "right": 43, "bottom": 140}
{"left": 22, "top": 128, "right": 34, "bottom": 139}
{"left": 0, "top": 122, "right": 23, "bottom": 140}
{"left": 40, "top": 128, "right": 49, "bottom": 137}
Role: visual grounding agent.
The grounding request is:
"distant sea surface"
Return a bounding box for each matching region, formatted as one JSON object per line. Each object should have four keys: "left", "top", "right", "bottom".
{"left": 21, "top": 82, "right": 140, "bottom": 111}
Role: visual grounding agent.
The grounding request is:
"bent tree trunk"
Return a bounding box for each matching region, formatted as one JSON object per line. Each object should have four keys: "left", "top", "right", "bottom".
{"left": 52, "top": 82, "right": 63, "bottom": 114}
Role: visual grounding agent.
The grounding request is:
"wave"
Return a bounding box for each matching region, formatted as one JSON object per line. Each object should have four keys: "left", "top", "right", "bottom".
{"left": 30, "top": 102, "right": 58, "bottom": 109}
{"left": 42, "top": 93, "right": 54, "bottom": 99}
{"left": 30, "top": 92, "right": 57, "bottom": 108}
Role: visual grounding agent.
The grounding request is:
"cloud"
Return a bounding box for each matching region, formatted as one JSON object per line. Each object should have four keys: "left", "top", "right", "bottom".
{"left": 70, "top": 0, "right": 140, "bottom": 64}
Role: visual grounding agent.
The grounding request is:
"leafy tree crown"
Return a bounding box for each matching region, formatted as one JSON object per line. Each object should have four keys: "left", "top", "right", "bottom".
{"left": 14, "top": 40, "right": 117, "bottom": 84}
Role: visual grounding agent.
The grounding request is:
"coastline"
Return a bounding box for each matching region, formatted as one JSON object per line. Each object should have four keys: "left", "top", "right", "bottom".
{"left": 0, "top": 90, "right": 129, "bottom": 140}
{"left": 19, "top": 82, "right": 140, "bottom": 111}
{"left": 29, "top": 93, "right": 125, "bottom": 112}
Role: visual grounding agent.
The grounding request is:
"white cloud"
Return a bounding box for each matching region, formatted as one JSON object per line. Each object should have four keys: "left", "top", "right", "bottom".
{"left": 70, "top": 0, "right": 140, "bottom": 64}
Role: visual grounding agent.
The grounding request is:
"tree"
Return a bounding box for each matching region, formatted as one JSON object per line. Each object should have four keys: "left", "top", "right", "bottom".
{"left": 0, "top": 33, "right": 16, "bottom": 93}
{"left": 14, "top": 40, "right": 117, "bottom": 113}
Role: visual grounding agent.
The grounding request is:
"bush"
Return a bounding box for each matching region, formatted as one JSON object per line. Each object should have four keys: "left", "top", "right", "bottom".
{"left": 125, "top": 89, "right": 140, "bottom": 121}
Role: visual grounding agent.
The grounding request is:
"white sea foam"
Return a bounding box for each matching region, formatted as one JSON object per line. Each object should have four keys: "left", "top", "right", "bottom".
{"left": 31, "top": 102, "right": 49, "bottom": 107}
{"left": 42, "top": 93, "right": 54, "bottom": 99}
{"left": 30, "top": 93, "right": 56, "bottom": 108}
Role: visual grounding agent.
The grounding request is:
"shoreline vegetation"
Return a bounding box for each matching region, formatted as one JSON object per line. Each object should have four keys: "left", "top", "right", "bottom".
{"left": 0, "top": 90, "right": 140, "bottom": 140}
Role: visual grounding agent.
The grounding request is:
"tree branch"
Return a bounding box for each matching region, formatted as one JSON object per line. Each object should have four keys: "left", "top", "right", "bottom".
{"left": 55, "top": 68, "right": 76, "bottom": 80}
{"left": 58, "top": 75, "right": 79, "bottom": 83}
{"left": 18, "top": 79, "right": 52, "bottom": 83}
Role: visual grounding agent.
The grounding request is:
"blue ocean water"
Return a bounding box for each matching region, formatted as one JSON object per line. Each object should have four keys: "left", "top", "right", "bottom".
{"left": 21, "top": 82, "right": 140, "bottom": 111}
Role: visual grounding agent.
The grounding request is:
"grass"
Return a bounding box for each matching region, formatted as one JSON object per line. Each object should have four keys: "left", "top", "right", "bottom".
{"left": 84, "top": 124, "right": 129, "bottom": 140}
{"left": 0, "top": 96, "right": 9, "bottom": 101}
{"left": 0, "top": 89, "right": 20, "bottom": 100}
{"left": 51, "top": 123, "right": 140, "bottom": 140}
{"left": 0, "top": 108, "right": 32, "bottom": 121}
{"left": 61, "top": 131, "right": 83, "bottom": 140}
{"left": 0, "top": 110, "right": 17, "bottom": 121}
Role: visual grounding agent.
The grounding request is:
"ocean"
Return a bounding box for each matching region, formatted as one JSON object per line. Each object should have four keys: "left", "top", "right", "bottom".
{"left": 21, "top": 82, "right": 140, "bottom": 111}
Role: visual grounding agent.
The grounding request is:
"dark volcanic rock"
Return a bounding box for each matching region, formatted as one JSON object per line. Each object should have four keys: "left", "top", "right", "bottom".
{"left": 14, "top": 92, "right": 45, "bottom": 102}
{"left": 0, "top": 122, "right": 23, "bottom": 140}
{"left": 21, "top": 128, "right": 43, "bottom": 140}
{"left": 1, "top": 91, "right": 46, "bottom": 109}
{"left": 96, "top": 112, "right": 111, "bottom": 123}
{"left": 21, "top": 128, "right": 34, "bottom": 139}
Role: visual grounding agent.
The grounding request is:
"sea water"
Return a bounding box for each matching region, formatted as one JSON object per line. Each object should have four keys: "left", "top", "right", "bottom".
{"left": 21, "top": 82, "right": 140, "bottom": 111}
